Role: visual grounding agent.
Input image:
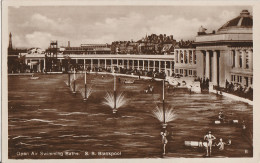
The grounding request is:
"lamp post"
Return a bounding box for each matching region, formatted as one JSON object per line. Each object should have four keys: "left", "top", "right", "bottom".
{"left": 84, "top": 70, "right": 87, "bottom": 101}
{"left": 73, "top": 68, "right": 76, "bottom": 94}
{"left": 162, "top": 79, "right": 167, "bottom": 128}
{"left": 113, "top": 68, "right": 117, "bottom": 114}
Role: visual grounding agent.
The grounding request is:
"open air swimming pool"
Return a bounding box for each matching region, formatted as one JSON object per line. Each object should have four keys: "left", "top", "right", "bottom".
{"left": 8, "top": 73, "right": 253, "bottom": 158}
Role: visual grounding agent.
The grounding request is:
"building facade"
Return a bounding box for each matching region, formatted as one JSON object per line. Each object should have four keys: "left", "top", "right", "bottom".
{"left": 174, "top": 40, "right": 197, "bottom": 77}
{"left": 194, "top": 10, "right": 253, "bottom": 88}
{"left": 20, "top": 10, "right": 253, "bottom": 90}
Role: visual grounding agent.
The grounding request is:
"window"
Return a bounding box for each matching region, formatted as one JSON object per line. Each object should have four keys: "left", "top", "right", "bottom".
{"left": 232, "top": 51, "right": 235, "bottom": 68}
{"left": 231, "top": 75, "right": 236, "bottom": 82}
{"left": 246, "top": 53, "right": 249, "bottom": 69}
{"left": 193, "top": 70, "right": 197, "bottom": 76}
{"left": 194, "top": 53, "right": 197, "bottom": 64}
{"left": 176, "top": 51, "right": 179, "bottom": 63}
{"left": 189, "top": 51, "right": 192, "bottom": 64}
{"left": 239, "top": 54, "right": 242, "bottom": 68}
{"left": 189, "top": 70, "right": 193, "bottom": 75}
{"left": 184, "top": 51, "right": 188, "bottom": 64}
{"left": 180, "top": 69, "right": 183, "bottom": 74}
{"left": 180, "top": 51, "right": 183, "bottom": 63}
{"left": 237, "top": 76, "right": 242, "bottom": 83}
{"left": 175, "top": 69, "right": 179, "bottom": 73}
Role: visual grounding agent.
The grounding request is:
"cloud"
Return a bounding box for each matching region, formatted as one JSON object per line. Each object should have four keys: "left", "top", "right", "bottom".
{"left": 25, "top": 32, "right": 53, "bottom": 48}
{"left": 10, "top": 8, "right": 247, "bottom": 49}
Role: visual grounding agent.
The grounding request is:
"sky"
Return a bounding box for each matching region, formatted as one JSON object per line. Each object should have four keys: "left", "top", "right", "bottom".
{"left": 8, "top": 6, "right": 252, "bottom": 49}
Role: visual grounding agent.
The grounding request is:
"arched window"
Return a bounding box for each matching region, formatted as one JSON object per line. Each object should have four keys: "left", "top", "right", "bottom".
{"left": 239, "top": 54, "right": 242, "bottom": 68}
{"left": 189, "top": 51, "right": 192, "bottom": 64}
{"left": 194, "top": 52, "right": 197, "bottom": 64}
{"left": 232, "top": 50, "right": 235, "bottom": 67}
{"left": 184, "top": 51, "right": 188, "bottom": 64}
{"left": 176, "top": 51, "right": 179, "bottom": 63}
{"left": 180, "top": 51, "right": 183, "bottom": 63}
{"left": 246, "top": 52, "right": 249, "bottom": 69}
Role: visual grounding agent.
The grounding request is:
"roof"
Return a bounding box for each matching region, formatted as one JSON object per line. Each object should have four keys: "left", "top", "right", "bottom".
{"left": 218, "top": 10, "right": 252, "bottom": 32}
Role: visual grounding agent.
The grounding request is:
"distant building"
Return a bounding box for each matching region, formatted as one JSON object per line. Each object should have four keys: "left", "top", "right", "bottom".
{"left": 194, "top": 10, "right": 253, "bottom": 88}
{"left": 174, "top": 40, "right": 197, "bottom": 77}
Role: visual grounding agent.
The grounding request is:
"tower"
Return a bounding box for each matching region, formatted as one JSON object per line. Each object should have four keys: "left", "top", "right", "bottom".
{"left": 8, "top": 32, "right": 12, "bottom": 50}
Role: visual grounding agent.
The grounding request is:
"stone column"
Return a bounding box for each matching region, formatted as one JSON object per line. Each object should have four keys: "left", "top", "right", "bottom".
{"left": 91, "top": 59, "right": 93, "bottom": 70}
{"left": 242, "top": 49, "right": 246, "bottom": 69}
{"left": 137, "top": 60, "right": 140, "bottom": 70}
{"left": 116, "top": 59, "right": 119, "bottom": 68}
{"left": 235, "top": 50, "right": 240, "bottom": 68}
{"left": 153, "top": 60, "right": 155, "bottom": 71}
{"left": 30, "top": 59, "right": 32, "bottom": 69}
{"left": 248, "top": 49, "right": 253, "bottom": 70}
{"left": 213, "top": 51, "right": 218, "bottom": 85}
{"left": 38, "top": 59, "right": 41, "bottom": 72}
{"left": 132, "top": 60, "right": 134, "bottom": 69}
{"left": 170, "top": 61, "right": 172, "bottom": 76}
{"left": 159, "top": 61, "right": 161, "bottom": 72}
{"left": 127, "top": 60, "right": 129, "bottom": 69}
{"left": 205, "top": 51, "right": 210, "bottom": 79}
{"left": 111, "top": 59, "right": 113, "bottom": 68}
{"left": 143, "top": 60, "right": 145, "bottom": 70}
{"left": 44, "top": 58, "right": 46, "bottom": 71}
{"left": 193, "top": 50, "right": 196, "bottom": 64}
{"left": 98, "top": 59, "right": 100, "bottom": 68}
{"left": 164, "top": 61, "right": 167, "bottom": 72}
{"left": 105, "top": 59, "right": 107, "bottom": 69}
{"left": 148, "top": 60, "right": 150, "bottom": 71}
{"left": 84, "top": 59, "right": 86, "bottom": 70}
{"left": 76, "top": 59, "right": 78, "bottom": 64}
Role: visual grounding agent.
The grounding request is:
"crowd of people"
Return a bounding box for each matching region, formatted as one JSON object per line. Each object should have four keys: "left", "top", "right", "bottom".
{"left": 224, "top": 80, "right": 253, "bottom": 100}
{"left": 194, "top": 77, "right": 210, "bottom": 90}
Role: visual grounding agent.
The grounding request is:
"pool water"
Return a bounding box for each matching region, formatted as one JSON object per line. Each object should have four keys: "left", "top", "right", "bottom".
{"left": 8, "top": 74, "right": 253, "bottom": 158}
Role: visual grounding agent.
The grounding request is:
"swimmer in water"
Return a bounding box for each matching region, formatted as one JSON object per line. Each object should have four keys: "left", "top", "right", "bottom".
{"left": 204, "top": 131, "right": 216, "bottom": 156}
{"left": 217, "top": 138, "right": 225, "bottom": 150}
{"left": 161, "top": 131, "right": 168, "bottom": 155}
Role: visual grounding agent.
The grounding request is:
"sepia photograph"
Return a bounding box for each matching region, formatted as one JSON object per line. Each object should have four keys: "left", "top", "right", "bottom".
{"left": 2, "top": 1, "right": 259, "bottom": 162}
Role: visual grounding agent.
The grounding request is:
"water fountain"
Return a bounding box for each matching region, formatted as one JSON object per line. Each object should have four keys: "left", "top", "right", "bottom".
{"left": 103, "top": 91, "right": 127, "bottom": 113}
{"left": 152, "top": 105, "right": 176, "bottom": 126}
{"left": 151, "top": 80, "right": 176, "bottom": 128}
{"left": 103, "top": 70, "right": 127, "bottom": 113}
{"left": 80, "top": 86, "right": 93, "bottom": 101}
{"left": 151, "top": 79, "right": 176, "bottom": 156}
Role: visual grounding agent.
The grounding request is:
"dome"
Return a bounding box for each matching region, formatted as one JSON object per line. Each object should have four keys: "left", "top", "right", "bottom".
{"left": 218, "top": 10, "right": 252, "bottom": 33}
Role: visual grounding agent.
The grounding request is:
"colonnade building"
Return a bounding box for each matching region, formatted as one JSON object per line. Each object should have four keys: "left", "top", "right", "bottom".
{"left": 194, "top": 10, "right": 253, "bottom": 88}
{"left": 22, "top": 10, "right": 253, "bottom": 89}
